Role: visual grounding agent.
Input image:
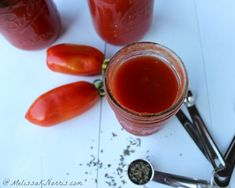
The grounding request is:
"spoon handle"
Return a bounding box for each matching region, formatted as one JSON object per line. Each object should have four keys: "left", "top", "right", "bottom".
{"left": 153, "top": 171, "right": 210, "bottom": 188}
{"left": 176, "top": 110, "right": 209, "bottom": 160}
{"left": 214, "top": 135, "right": 235, "bottom": 187}
{"left": 185, "top": 91, "right": 226, "bottom": 170}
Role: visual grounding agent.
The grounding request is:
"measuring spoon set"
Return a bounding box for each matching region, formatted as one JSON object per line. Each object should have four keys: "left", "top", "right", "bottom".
{"left": 128, "top": 90, "right": 235, "bottom": 188}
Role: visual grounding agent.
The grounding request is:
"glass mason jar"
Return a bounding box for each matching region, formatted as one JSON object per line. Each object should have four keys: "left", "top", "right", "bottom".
{"left": 104, "top": 42, "right": 189, "bottom": 136}
{"left": 88, "top": 0, "right": 154, "bottom": 45}
{"left": 0, "top": 0, "right": 61, "bottom": 50}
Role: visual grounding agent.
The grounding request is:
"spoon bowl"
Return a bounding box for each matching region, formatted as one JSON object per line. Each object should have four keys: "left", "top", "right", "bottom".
{"left": 128, "top": 159, "right": 211, "bottom": 188}
{"left": 128, "top": 159, "right": 154, "bottom": 185}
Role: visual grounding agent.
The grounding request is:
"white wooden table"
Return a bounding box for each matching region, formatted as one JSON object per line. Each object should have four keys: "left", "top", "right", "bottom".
{"left": 0, "top": 0, "right": 235, "bottom": 188}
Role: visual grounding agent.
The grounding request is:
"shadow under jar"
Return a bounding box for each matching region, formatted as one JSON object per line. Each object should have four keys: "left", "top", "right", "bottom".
{"left": 0, "top": 0, "right": 61, "bottom": 50}
{"left": 88, "top": 0, "right": 154, "bottom": 45}
{"left": 104, "top": 42, "right": 188, "bottom": 136}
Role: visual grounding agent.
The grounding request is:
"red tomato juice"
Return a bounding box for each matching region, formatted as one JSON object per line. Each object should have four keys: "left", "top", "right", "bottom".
{"left": 0, "top": 0, "right": 61, "bottom": 50}
{"left": 88, "top": 0, "right": 154, "bottom": 45}
{"left": 110, "top": 56, "right": 179, "bottom": 114}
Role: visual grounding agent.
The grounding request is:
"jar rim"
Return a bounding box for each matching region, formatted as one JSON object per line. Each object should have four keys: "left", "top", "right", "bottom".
{"left": 104, "top": 42, "right": 189, "bottom": 118}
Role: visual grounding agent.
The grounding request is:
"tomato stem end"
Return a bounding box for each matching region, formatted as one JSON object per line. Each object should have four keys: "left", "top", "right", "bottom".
{"left": 93, "top": 79, "right": 105, "bottom": 97}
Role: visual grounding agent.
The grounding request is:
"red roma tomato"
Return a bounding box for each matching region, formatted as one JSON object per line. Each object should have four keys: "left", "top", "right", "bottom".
{"left": 47, "top": 44, "right": 105, "bottom": 75}
{"left": 25, "top": 81, "right": 100, "bottom": 127}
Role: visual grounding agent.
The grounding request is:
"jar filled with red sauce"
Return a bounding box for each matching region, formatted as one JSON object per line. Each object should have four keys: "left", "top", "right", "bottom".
{"left": 0, "top": 0, "right": 61, "bottom": 50}
{"left": 88, "top": 0, "right": 154, "bottom": 45}
{"left": 104, "top": 42, "right": 188, "bottom": 136}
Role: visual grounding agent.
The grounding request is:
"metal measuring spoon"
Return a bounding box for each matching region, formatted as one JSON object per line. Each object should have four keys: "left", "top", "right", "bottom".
{"left": 176, "top": 107, "right": 219, "bottom": 167}
{"left": 184, "top": 90, "right": 226, "bottom": 170}
{"left": 128, "top": 159, "right": 212, "bottom": 188}
{"left": 213, "top": 135, "right": 235, "bottom": 187}
{"left": 176, "top": 109, "right": 209, "bottom": 160}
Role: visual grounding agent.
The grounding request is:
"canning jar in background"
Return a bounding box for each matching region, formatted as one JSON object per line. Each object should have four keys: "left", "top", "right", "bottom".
{"left": 88, "top": 0, "right": 154, "bottom": 45}
{"left": 0, "top": 0, "right": 61, "bottom": 50}
{"left": 104, "top": 42, "right": 189, "bottom": 136}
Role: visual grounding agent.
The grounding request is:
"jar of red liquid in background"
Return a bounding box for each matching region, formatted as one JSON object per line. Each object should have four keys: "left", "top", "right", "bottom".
{"left": 0, "top": 0, "right": 61, "bottom": 50}
{"left": 88, "top": 0, "right": 154, "bottom": 45}
{"left": 104, "top": 42, "right": 189, "bottom": 136}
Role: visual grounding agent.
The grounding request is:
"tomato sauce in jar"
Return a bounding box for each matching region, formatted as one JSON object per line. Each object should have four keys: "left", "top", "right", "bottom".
{"left": 88, "top": 0, "right": 154, "bottom": 45}
{"left": 0, "top": 0, "right": 61, "bottom": 50}
{"left": 111, "top": 56, "right": 179, "bottom": 114}
{"left": 104, "top": 42, "right": 188, "bottom": 136}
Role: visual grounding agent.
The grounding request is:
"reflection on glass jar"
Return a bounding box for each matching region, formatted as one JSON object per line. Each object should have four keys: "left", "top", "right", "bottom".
{"left": 0, "top": 0, "right": 61, "bottom": 50}
{"left": 88, "top": 0, "right": 154, "bottom": 45}
{"left": 104, "top": 42, "right": 188, "bottom": 136}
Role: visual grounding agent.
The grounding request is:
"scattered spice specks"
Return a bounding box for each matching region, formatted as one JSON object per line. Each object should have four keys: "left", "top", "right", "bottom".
{"left": 80, "top": 137, "right": 143, "bottom": 187}
{"left": 116, "top": 167, "right": 123, "bottom": 175}
{"left": 146, "top": 155, "right": 150, "bottom": 161}
{"left": 112, "top": 132, "right": 118, "bottom": 137}
{"left": 129, "top": 137, "right": 141, "bottom": 147}
{"left": 101, "top": 137, "right": 143, "bottom": 187}
{"left": 86, "top": 154, "right": 96, "bottom": 167}
{"left": 104, "top": 173, "right": 117, "bottom": 186}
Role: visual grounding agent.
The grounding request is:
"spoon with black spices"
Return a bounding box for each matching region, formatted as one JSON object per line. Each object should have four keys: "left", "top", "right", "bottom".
{"left": 128, "top": 159, "right": 213, "bottom": 188}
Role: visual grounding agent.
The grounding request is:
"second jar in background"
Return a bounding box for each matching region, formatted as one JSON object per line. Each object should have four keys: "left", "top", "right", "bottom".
{"left": 0, "top": 0, "right": 61, "bottom": 50}
{"left": 88, "top": 0, "right": 154, "bottom": 45}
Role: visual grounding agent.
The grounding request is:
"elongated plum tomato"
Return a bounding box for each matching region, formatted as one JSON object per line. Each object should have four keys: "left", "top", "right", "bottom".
{"left": 25, "top": 81, "right": 100, "bottom": 127}
{"left": 47, "top": 44, "right": 105, "bottom": 75}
